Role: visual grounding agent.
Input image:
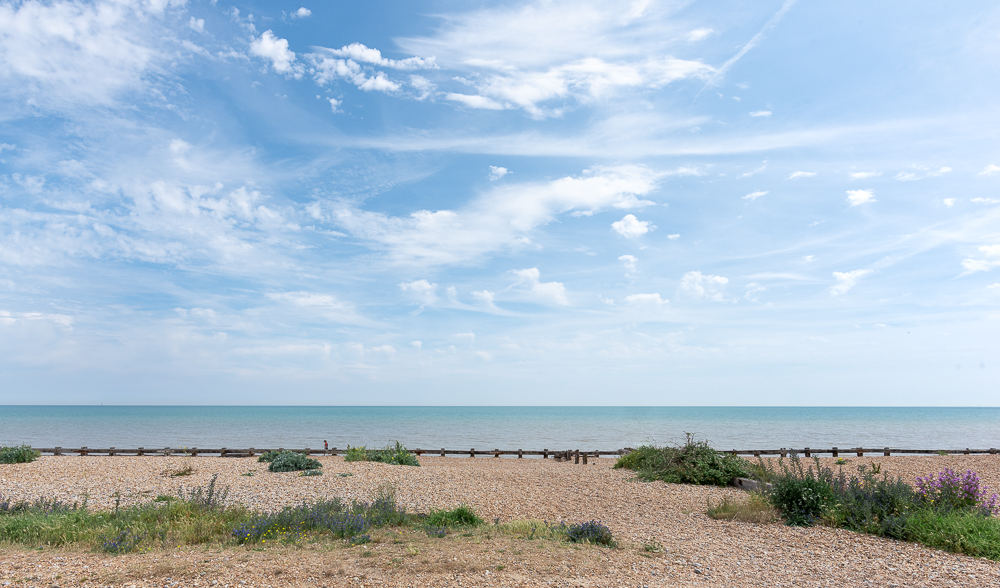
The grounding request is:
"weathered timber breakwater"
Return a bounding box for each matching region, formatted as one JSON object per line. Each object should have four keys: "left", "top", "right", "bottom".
{"left": 26, "top": 445, "right": 1000, "bottom": 459}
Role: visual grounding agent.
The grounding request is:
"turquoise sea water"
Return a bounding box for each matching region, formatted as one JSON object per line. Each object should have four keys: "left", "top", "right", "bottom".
{"left": 1, "top": 406, "right": 998, "bottom": 451}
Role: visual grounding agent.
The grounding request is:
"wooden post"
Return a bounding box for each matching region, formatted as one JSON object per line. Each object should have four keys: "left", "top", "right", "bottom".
{"left": 80, "top": 446, "right": 88, "bottom": 456}
{"left": 470, "top": 448, "right": 475, "bottom": 458}
{"left": 804, "top": 447, "right": 811, "bottom": 458}
{"left": 991, "top": 448, "right": 997, "bottom": 455}
{"left": 304, "top": 448, "right": 310, "bottom": 456}
{"left": 543, "top": 449, "right": 548, "bottom": 459}
{"left": 884, "top": 447, "right": 890, "bottom": 456}
{"left": 832, "top": 447, "right": 838, "bottom": 458}
{"left": 574, "top": 450, "right": 580, "bottom": 464}
{"left": 440, "top": 448, "right": 445, "bottom": 457}
{"left": 137, "top": 447, "right": 144, "bottom": 456}
{"left": 163, "top": 447, "right": 171, "bottom": 456}
{"left": 965, "top": 448, "right": 970, "bottom": 455}
{"left": 582, "top": 452, "right": 588, "bottom": 465}
{"left": 190, "top": 447, "right": 199, "bottom": 457}
{"left": 108, "top": 447, "right": 116, "bottom": 456}
{"left": 220, "top": 447, "right": 227, "bottom": 457}
{"left": 332, "top": 447, "right": 338, "bottom": 456}
{"left": 518, "top": 449, "right": 523, "bottom": 459}
{"left": 779, "top": 448, "right": 786, "bottom": 458}
{"left": 494, "top": 449, "right": 500, "bottom": 458}
{"left": 248, "top": 448, "right": 255, "bottom": 457}
{"left": 856, "top": 448, "right": 864, "bottom": 457}
{"left": 54, "top": 446, "right": 62, "bottom": 456}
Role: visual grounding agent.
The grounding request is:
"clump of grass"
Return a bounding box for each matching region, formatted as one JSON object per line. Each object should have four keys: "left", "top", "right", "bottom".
{"left": 614, "top": 434, "right": 748, "bottom": 486}
{"left": 178, "top": 474, "right": 228, "bottom": 510}
{"left": 706, "top": 492, "right": 780, "bottom": 523}
{"left": 493, "top": 519, "right": 565, "bottom": 540}
{"left": 0, "top": 445, "right": 41, "bottom": 464}
{"left": 267, "top": 451, "right": 321, "bottom": 473}
{"left": 299, "top": 470, "right": 322, "bottom": 477}
{"left": 565, "top": 520, "right": 616, "bottom": 547}
{"left": 425, "top": 504, "right": 483, "bottom": 528}
{"left": 345, "top": 442, "right": 420, "bottom": 467}
{"left": 163, "top": 464, "right": 196, "bottom": 477}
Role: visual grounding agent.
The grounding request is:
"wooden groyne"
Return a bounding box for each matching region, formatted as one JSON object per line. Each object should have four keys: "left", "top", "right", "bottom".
{"left": 25, "top": 446, "right": 1000, "bottom": 463}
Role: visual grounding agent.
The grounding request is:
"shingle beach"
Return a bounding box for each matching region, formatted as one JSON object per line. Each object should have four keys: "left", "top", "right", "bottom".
{"left": 2, "top": 454, "right": 999, "bottom": 587}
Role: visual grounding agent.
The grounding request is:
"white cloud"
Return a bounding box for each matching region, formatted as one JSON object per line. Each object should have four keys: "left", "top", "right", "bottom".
{"left": 488, "top": 166, "right": 510, "bottom": 181}
{"left": 0, "top": 143, "right": 15, "bottom": 153}
{"left": 510, "top": 267, "right": 568, "bottom": 305}
{"left": 324, "top": 165, "right": 659, "bottom": 264}
{"left": 320, "top": 43, "right": 437, "bottom": 70}
{"left": 327, "top": 98, "right": 343, "bottom": 113}
{"left": 737, "top": 161, "right": 767, "bottom": 178}
{"left": 680, "top": 271, "right": 728, "bottom": 301}
{"left": 309, "top": 53, "right": 402, "bottom": 93}
{"left": 396, "top": 1, "right": 714, "bottom": 117}
{"left": 251, "top": 31, "right": 302, "bottom": 78}
{"left": 749, "top": 110, "right": 772, "bottom": 117}
{"left": 895, "top": 167, "right": 951, "bottom": 181}
{"left": 943, "top": 198, "right": 957, "bottom": 207}
{"left": 831, "top": 269, "right": 871, "bottom": 296}
{"left": 744, "top": 282, "right": 766, "bottom": 302}
{"left": 743, "top": 190, "right": 768, "bottom": 201}
{"left": 618, "top": 254, "right": 637, "bottom": 272}
{"left": 624, "top": 293, "right": 667, "bottom": 305}
{"left": 188, "top": 17, "right": 205, "bottom": 33}
{"left": 409, "top": 75, "right": 434, "bottom": 99}
{"left": 471, "top": 290, "right": 499, "bottom": 310}
{"left": 611, "top": 214, "right": 653, "bottom": 238}
{"left": 971, "top": 198, "right": 1000, "bottom": 205}
{"left": 0, "top": 0, "right": 168, "bottom": 108}
{"left": 667, "top": 234, "right": 680, "bottom": 240}
{"left": 446, "top": 93, "right": 505, "bottom": 110}
{"left": 849, "top": 172, "right": 881, "bottom": 179}
{"left": 846, "top": 189, "right": 875, "bottom": 206}
{"left": 961, "top": 245, "right": 1000, "bottom": 273}
{"left": 292, "top": 7, "right": 312, "bottom": 18}
{"left": 788, "top": 171, "right": 816, "bottom": 179}
{"left": 687, "top": 28, "right": 714, "bottom": 41}
{"left": 266, "top": 291, "right": 363, "bottom": 323}
{"left": 979, "top": 164, "right": 1000, "bottom": 176}
{"left": 399, "top": 279, "right": 438, "bottom": 305}
{"left": 453, "top": 332, "right": 476, "bottom": 342}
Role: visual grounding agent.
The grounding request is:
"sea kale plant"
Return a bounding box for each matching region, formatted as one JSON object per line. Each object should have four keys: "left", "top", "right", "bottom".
{"left": 565, "top": 520, "right": 616, "bottom": 547}
{"left": 915, "top": 469, "right": 1000, "bottom": 516}
{"left": 0, "top": 445, "right": 41, "bottom": 464}
{"left": 267, "top": 450, "right": 322, "bottom": 473}
{"left": 344, "top": 441, "right": 420, "bottom": 467}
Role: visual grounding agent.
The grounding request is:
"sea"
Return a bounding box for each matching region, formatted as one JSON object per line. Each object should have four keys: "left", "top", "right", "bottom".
{"left": 1, "top": 406, "right": 998, "bottom": 452}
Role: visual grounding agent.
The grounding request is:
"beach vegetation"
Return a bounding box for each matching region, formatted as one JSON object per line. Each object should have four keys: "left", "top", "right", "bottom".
{"left": 565, "top": 520, "right": 616, "bottom": 547}
{"left": 738, "top": 454, "right": 1000, "bottom": 560}
{"left": 257, "top": 450, "right": 282, "bottom": 463}
{"left": 0, "top": 444, "right": 41, "bottom": 464}
{"left": 706, "top": 492, "right": 781, "bottom": 523}
{"left": 266, "top": 450, "right": 322, "bottom": 473}
{"left": 614, "top": 435, "right": 749, "bottom": 486}
{"left": 344, "top": 441, "right": 420, "bottom": 466}
{"left": 425, "top": 504, "right": 483, "bottom": 528}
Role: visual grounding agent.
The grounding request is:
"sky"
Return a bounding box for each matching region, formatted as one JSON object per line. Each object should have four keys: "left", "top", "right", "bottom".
{"left": 1, "top": 0, "right": 999, "bottom": 406}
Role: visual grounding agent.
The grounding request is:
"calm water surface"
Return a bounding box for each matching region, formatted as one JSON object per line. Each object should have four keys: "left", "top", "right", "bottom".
{"left": 2, "top": 406, "right": 998, "bottom": 450}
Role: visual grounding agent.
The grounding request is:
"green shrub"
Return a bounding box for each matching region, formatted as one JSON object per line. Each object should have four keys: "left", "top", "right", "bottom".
{"left": 344, "top": 442, "right": 419, "bottom": 467}
{"left": 425, "top": 505, "right": 483, "bottom": 528}
{"left": 257, "top": 450, "right": 282, "bottom": 463}
{"left": 770, "top": 475, "right": 835, "bottom": 526}
{"left": 267, "top": 450, "right": 321, "bottom": 473}
{"left": 344, "top": 445, "right": 368, "bottom": 462}
{"left": 900, "top": 509, "right": 1000, "bottom": 559}
{"left": 0, "top": 445, "right": 41, "bottom": 464}
{"left": 565, "top": 520, "right": 616, "bottom": 547}
{"left": 614, "top": 435, "right": 748, "bottom": 486}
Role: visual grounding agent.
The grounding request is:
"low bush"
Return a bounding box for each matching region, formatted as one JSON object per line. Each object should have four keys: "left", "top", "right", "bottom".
{"left": 565, "top": 520, "right": 616, "bottom": 547}
{"left": 614, "top": 435, "right": 748, "bottom": 486}
{"left": 0, "top": 445, "right": 41, "bottom": 464}
{"left": 425, "top": 504, "right": 483, "bottom": 528}
{"left": 828, "top": 465, "right": 915, "bottom": 537}
{"left": 257, "top": 450, "right": 282, "bottom": 463}
{"left": 345, "top": 442, "right": 420, "bottom": 467}
{"left": 915, "top": 469, "right": 999, "bottom": 515}
{"left": 267, "top": 451, "right": 321, "bottom": 473}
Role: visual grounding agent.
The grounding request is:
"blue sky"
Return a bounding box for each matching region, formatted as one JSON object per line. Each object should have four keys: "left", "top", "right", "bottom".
{"left": 1, "top": 0, "right": 999, "bottom": 405}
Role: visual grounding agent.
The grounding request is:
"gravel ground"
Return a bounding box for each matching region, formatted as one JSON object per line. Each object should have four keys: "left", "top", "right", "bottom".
{"left": 1, "top": 454, "right": 999, "bottom": 587}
